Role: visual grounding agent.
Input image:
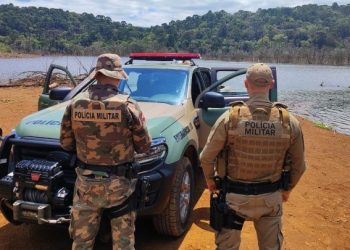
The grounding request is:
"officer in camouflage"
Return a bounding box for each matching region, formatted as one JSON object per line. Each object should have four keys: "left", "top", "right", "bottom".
{"left": 60, "top": 53, "right": 151, "bottom": 250}
{"left": 200, "top": 63, "right": 306, "bottom": 250}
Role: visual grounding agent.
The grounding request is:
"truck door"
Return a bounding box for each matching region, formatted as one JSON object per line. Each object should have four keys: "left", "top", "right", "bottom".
{"left": 38, "top": 64, "right": 77, "bottom": 110}
{"left": 196, "top": 67, "right": 277, "bottom": 150}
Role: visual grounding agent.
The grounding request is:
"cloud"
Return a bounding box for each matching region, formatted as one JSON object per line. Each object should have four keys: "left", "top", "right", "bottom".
{"left": 2, "top": 0, "right": 349, "bottom": 27}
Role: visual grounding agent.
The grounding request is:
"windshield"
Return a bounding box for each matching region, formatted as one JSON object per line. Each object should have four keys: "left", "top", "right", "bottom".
{"left": 119, "top": 68, "right": 188, "bottom": 105}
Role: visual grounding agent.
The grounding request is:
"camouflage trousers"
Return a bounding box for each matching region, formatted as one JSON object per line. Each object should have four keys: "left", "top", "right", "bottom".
{"left": 69, "top": 168, "right": 137, "bottom": 250}
{"left": 215, "top": 191, "right": 283, "bottom": 250}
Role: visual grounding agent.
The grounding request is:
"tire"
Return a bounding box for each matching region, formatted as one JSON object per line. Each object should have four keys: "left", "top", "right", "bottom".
{"left": 152, "top": 156, "right": 194, "bottom": 236}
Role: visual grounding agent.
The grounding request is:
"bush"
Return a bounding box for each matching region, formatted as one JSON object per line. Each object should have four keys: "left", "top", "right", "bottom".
{"left": 0, "top": 42, "right": 11, "bottom": 53}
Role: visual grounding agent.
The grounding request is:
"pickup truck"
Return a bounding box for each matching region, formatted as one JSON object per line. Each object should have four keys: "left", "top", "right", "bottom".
{"left": 0, "top": 53, "right": 277, "bottom": 236}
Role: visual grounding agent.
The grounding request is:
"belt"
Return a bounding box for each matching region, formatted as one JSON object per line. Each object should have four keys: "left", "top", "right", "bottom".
{"left": 226, "top": 179, "right": 281, "bottom": 195}
{"left": 77, "top": 161, "right": 131, "bottom": 177}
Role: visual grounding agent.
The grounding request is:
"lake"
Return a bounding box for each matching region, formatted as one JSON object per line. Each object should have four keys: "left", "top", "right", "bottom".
{"left": 0, "top": 56, "right": 349, "bottom": 135}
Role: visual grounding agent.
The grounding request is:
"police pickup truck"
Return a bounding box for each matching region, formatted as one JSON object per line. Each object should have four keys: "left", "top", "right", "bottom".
{"left": 0, "top": 53, "right": 277, "bottom": 236}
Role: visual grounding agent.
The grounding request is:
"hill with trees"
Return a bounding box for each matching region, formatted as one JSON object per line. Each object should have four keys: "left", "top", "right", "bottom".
{"left": 1, "top": 3, "right": 350, "bottom": 65}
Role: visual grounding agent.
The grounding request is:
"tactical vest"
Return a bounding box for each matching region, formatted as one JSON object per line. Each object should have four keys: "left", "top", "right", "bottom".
{"left": 71, "top": 94, "right": 134, "bottom": 166}
{"left": 226, "top": 102, "right": 291, "bottom": 182}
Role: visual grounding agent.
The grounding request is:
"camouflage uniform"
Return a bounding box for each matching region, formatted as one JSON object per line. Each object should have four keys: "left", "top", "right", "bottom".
{"left": 60, "top": 54, "right": 151, "bottom": 250}
{"left": 200, "top": 63, "right": 306, "bottom": 250}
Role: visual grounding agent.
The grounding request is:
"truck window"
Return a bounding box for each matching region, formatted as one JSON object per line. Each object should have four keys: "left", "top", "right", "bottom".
{"left": 47, "top": 68, "right": 75, "bottom": 93}
{"left": 216, "top": 71, "right": 247, "bottom": 96}
{"left": 191, "top": 72, "right": 202, "bottom": 105}
{"left": 200, "top": 70, "right": 211, "bottom": 89}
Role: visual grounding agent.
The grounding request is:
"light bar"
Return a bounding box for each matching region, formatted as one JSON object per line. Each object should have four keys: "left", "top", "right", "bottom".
{"left": 129, "top": 52, "right": 201, "bottom": 61}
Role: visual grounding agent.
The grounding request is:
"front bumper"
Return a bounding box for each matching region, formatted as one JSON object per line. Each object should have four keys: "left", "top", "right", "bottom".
{"left": 138, "top": 160, "right": 178, "bottom": 216}
{"left": 13, "top": 200, "right": 70, "bottom": 224}
{"left": 0, "top": 135, "right": 179, "bottom": 224}
{"left": 1, "top": 198, "right": 71, "bottom": 225}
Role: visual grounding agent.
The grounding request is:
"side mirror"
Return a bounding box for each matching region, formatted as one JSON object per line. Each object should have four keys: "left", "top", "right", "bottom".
{"left": 199, "top": 91, "right": 225, "bottom": 109}
{"left": 49, "top": 87, "right": 72, "bottom": 101}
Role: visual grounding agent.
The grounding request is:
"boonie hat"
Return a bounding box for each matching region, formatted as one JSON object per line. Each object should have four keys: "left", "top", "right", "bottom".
{"left": 89, "top": 53, "right": 128, "bottom": 80}
{"left": 246, "top": 63, "right": 273, "bottom": 86}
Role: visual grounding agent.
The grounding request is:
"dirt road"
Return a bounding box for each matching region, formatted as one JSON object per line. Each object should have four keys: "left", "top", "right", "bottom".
{"left": 0, "top": 86, "right": 349, "bottom": 249}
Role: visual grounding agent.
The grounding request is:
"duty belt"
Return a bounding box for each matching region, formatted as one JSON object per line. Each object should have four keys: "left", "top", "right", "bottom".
{"left": 77, "top": 161, "right": 132, "bottom": 177}
{"left": 226, "top": 179, "right": 281, "bottom": 195}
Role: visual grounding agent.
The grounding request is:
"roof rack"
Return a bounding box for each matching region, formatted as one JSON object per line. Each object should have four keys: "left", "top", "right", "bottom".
{"left": 125, "top": 52, "right": 201, "bottom": 65}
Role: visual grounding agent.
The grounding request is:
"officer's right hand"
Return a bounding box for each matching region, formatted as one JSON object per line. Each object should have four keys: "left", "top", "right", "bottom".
{"left": 282, "top": 191, "right": 290, "bottom": 202}
{"left": 206, "top": 179, "right": 217, "bottom": 193}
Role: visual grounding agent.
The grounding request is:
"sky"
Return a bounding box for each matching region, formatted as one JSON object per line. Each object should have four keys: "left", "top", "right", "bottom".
{"left": 0, "top": 0, "right": 349, "bottom": 27}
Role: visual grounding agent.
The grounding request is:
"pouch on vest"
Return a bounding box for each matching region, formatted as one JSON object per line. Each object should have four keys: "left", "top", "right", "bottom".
{"left": 215, "top": 148, "right": 227, "bottom": 178}
{"left": 281, "top": 153, "right": 292, "bottom": 190}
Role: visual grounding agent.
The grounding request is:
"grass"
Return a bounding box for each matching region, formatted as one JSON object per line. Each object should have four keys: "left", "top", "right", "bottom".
{"left": 314, "top": 121, "right": 333, "bottom": 131}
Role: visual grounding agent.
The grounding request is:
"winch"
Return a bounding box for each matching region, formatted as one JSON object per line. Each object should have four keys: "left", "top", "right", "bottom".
{"left": 14, "top": 159, "right": 64, "bottom": 204}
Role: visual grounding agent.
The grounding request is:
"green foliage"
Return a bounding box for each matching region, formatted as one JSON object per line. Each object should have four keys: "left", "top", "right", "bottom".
{"left": 1, "top": 3, "right": 350, "bottom": 64}
{"left": 0, "top": 42, "right": 11, "bottom": 53}
{"left": 314, "top": 121, "right": 333, "bottom": 130}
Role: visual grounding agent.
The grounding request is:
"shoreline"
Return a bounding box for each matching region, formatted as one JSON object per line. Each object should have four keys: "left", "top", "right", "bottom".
{"left": 0, "top": 86, "right": 348, "bottom": 137}
{"left": 291, "top": 113, "right": 349, "bottom": 136}
{"left": 0, "top": 83, "right": 349, "bottom": 136}
{"left": 0, "top": 52, "right": 42, "bottom": 58}
{"left": 2, "top": 52, "right": 350, "bottom": 67}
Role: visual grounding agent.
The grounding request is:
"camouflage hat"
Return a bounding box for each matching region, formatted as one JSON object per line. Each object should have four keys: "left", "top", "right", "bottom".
{"left": 246, "top": 63, "right": 273, "bottom": 86}
{"left": 89, "top": 53, "right": 128, "bottom": 80}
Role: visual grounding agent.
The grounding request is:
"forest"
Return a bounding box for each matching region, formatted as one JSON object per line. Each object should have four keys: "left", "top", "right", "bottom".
{"left": 1, "top": 3, "right": 350, "bottom": 65}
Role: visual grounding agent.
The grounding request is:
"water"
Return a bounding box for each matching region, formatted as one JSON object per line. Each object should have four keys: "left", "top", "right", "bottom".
{"left": 0, "top": 56, "right": 97, "bottom": 80}
{"left": 280, "top": 89, "right": 350, "bottom": 135}
{"left": 0, "top": 56, "right": 349, "bottom": 135}
{"left": 275, "top": 64, "right": 350, "bottom": 135}
{"left": 199, "top": 60, "right": 350, "bottom": 135}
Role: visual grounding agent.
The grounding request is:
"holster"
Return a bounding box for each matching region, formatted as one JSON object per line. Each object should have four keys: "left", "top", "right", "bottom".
{"left": 210, "top": 176, "right": 245, "bottom": 232}
{"left": 107, "top": 166, "right": 151, "bottom": 219}
{"left": 210, "top": 193, "right": 245, "bottom": 232}
{"left": 107, "top": 191, "right": 137, "bottom": 219}
{"left": 210, "top": 193, "right": 226, "bottom": 231}
{"left": 225, "top": 209, "right": 245, "bottom": 230}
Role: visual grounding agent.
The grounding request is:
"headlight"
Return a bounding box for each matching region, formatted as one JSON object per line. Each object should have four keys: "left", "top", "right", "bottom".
{"left": 134, "top": 137, "right": 167, "bottom": 164}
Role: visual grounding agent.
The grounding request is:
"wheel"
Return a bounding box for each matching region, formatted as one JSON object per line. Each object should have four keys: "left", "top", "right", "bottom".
{"left": 152, "top": 156, "right": 194, "bottom": 236}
